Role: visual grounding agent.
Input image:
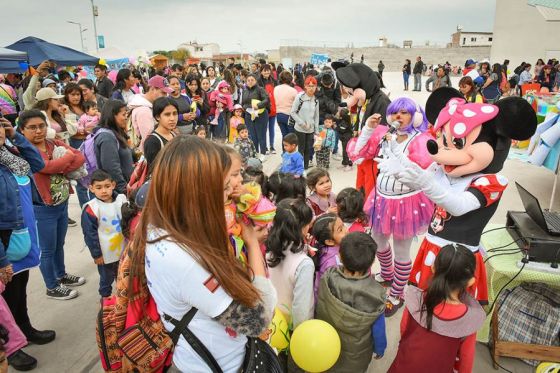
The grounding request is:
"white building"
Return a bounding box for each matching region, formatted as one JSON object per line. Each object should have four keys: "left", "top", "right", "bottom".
{"left": 451, "top": 31, "right": 493, "bottom": 47}
{"left": 491, "top": 0, "right": 560, "bottom": 69}
{"left": 176, "top": 41, "right": 220, "bottom": 60}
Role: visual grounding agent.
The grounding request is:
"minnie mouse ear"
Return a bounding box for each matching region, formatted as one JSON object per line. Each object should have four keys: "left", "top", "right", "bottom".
{"left": 330, "top": 61, "right": 348, "bottom": 71}
{"left": 335, "top": 65, "right": 360, "bottom": 89}
{"left": 425, "top": 87, "right": 463, "bottom": 124}
{"left": 493, "top": 97, "right": 537, "bottom": 140}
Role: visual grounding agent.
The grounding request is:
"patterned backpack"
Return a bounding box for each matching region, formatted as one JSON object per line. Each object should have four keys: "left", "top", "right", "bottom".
{"left": 96, "top": 245, "right": 191, "bottom": 372}
{"left": 79, "top": 128, "right": 118, "bottom": 188}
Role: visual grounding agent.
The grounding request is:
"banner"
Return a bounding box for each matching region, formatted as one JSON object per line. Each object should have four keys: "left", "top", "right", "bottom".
{"left": 310, "top": 53, "right": 329, "bottom": 66}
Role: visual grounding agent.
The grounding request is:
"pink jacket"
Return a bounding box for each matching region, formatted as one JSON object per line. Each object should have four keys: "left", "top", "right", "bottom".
{"left": 349, "top": 125, "right": 434, "bottom": 169}
{"left": 77, "top": 114, "right": 100, "bottom": 134}
{"left": 0, "top": 282, "right": 27, "bottom": 356}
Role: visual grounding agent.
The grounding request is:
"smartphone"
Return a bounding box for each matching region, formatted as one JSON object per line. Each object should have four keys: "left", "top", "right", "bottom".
{"left": 193, "top": 95, "right": 201, "bottom": 100}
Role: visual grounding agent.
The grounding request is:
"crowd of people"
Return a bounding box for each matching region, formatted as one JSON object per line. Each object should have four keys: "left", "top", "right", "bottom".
{"left": 400, "top": 55, "right": 560, "bottom": 103}
{"left": 0, "top": 52, "right": 546, "bottom": 373}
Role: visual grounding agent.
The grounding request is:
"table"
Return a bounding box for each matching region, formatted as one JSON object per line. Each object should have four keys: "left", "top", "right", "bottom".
{"left": 478, "top": 224, "right": 560, "bottom": 343}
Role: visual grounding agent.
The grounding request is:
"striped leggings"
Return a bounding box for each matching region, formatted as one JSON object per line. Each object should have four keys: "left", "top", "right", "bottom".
{"left": 372, "top": 233, "right": 414, "bottom": 299}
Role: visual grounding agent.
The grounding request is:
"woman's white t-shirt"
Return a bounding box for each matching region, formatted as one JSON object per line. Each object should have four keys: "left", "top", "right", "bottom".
{"left": 145, "top": 228, "right": 247, "bottom": 373}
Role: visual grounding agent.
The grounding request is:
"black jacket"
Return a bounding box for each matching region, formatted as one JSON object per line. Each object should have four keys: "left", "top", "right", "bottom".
{"left": 315, "top": 84, "right": 341, "bottom": 123}
{"left": 413, "top": 60, "right": 424, "bottom": 74}
{"left": 241, "top": 84, "right": 270, "bottom": 112}
{"left": 95, "top": 76, "right": 114, "bottom": 99}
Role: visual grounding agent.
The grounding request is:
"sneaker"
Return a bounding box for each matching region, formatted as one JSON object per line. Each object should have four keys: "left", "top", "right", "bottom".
{"left": 332, "top": 153, "right": 342, "bottom": 160}
{"left": 67, "top": 218, "right": 77, "bottom": 227}
{"left": 46, "top": 285, "right": 78, "bottom": 300}
{"left": 7, "top": 349, "right": 37, "bottom": 371}
{"left": 58, "top": 273, "right": 86, "bottom": 287}
{"left": 337, "top": 164, "right": 347, "bottom": 170}
{"left": 270, "top": 148, "right": 277, "bottom": 154}
{"left": 344, "top": 165, "right": 353, "bottom": 172}
{"left": 374, "top": 273, "right": 392, "bottom": 287}
{"left": 385, "top": 296, "right": 404, "bottom": 317}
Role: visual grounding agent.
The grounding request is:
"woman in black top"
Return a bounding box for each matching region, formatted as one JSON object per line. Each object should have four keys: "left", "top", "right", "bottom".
{"left": 403, "top": 59, "right": 412, "bottom": 91}
{"left": 241, "top": 74, "right": 270, "bottom": 155}
{"left": 168, "top": 76, "right": 197, "bottom": 134}
{"left": 143, "top": 97, "right": 178, "bottom": 172}
{"left": 185, "top": 74, "right": 210, "bottom": 134}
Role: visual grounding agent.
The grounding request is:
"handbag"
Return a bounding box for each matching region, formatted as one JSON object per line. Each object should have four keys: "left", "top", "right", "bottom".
{"left": 287, "top": 96, "right": 304, "bottom": 128}
{"left": 6, "top": 227, "right": 32, "bottom": 262}
{"left": 167, "top": 308, "right": 282, "bottom": 373}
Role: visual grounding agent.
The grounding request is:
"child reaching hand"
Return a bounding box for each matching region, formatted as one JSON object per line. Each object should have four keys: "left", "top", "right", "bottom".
{"left": 306, "top": 168, "right": 337, "bottom": 216}
{"left": 336, "top": 187, "right": 369, "bottom": 233}
{"left": 81, "top": 170, "right": 127, "bottom": 298}
{"left": 388, "top": 244, "right": 485, "bottom": 373}
{"left": 316, "top": 232, "right": 387, "bottom": 372}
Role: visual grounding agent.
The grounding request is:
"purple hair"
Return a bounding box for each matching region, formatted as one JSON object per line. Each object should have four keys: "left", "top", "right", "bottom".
{"left": 386, "top": 97, "right": 429, "bottom": 133}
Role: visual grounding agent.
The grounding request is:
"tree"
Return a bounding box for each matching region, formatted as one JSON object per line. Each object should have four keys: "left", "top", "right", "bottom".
{"left": 170, "top": 48, "right": 191, "bottom": 63}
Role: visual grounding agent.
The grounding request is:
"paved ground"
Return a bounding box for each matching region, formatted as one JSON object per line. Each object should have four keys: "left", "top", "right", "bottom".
{"left": 10, "top": 72, "right": 556, "bottom": 372}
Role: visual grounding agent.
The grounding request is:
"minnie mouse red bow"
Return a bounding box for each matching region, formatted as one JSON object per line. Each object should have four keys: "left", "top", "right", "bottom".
{"left": 434, "top": 98, "right": 499, "bottom": 139}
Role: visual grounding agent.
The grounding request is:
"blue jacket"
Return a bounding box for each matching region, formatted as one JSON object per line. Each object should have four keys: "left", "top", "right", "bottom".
{"left": 280, "top": 151, "right": 304, "bottom": 176}
{"left": 0, "top": 133, "right": 45, "bottom": 268}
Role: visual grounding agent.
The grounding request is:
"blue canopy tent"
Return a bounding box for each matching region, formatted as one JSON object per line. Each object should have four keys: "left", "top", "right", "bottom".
{"left": 0, "top": 47, "right": 29, "bottom": 73}
{"left": 5, "top": 36, "right": 99, "bottom": 70}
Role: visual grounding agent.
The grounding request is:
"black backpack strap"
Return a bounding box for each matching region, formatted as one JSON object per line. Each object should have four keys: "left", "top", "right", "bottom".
{"left": 163, "top": 308, "right": 224, "bottom": 373}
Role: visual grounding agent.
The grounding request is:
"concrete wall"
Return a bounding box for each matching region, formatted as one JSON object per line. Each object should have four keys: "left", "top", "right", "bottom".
{"left": 279, "top": 46, "right": 491, "bottom": 72}
{"left": 491, "top": 0, "right": 560, "bottom": 70}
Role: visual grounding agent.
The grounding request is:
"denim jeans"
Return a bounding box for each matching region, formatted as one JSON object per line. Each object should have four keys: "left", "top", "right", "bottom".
{"left": 403, "top": 73, "right": 410, "bottom": 90}
{"left": 69, "top": 138, "right": 91, "bottom": 207}
{"left": 276, "top": 113, "right": 294, "bottom": 142}
{"left": 34, "top": 202, "right": 68, "bottom": 290}
{"left": 97, "top": 261, "right": 119, "bottom": 297}
{"left": 245, "top": 111, "right": 269, "bottom": 154}
{"left": 268, "top": 115, "right": 276, "bottom": 151}
{"left": 414, "top": 73, "right": 422, "bottom": 91}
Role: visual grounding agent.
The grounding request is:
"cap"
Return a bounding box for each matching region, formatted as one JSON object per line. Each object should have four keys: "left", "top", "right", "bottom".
{"left": 36, "top": 87, "right": 64, "bottom": 101}
{"left": 148, "top": 75, "right": 173, "bottom": 94}
{"left": 465, "top": 59, "right": 477, "bottom": 66}
{"left": 42, "top": 78, "right": 57, "bottom": 88}
{"left": 233, "top": 104, "right": 243, "bottom": 111}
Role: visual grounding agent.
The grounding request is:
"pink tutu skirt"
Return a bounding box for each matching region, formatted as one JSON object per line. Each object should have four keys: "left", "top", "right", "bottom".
{"left": 365, "top": 190, "right": 434, "bottom": 240}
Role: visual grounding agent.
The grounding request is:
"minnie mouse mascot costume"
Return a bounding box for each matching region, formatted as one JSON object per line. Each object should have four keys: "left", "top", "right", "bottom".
{"left": 381, "top": 87, "right": 537, "bottom": 303}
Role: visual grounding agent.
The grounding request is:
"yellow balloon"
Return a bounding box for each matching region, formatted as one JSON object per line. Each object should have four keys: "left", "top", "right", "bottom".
{"left": 536, "top": 362, "right": 560, "bottom": 373}
{"left": 290, "top": 319, "right": 341, "bottom": 372}
{"left": 99, "top": 58, "right": 107, "bottom": 66}
{"left": 268, "top": 308, "right": 290, "bottom": 350}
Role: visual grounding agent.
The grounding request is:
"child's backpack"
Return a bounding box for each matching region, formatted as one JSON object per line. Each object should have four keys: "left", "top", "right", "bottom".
{"left": 79, "top": 128, "right": 118, "bottom": 187}
{"left": 127, "top": 109, "right": 142, "bottom": 151}
{"left": 96, "top": 245, "right": 193, "bottom": 372}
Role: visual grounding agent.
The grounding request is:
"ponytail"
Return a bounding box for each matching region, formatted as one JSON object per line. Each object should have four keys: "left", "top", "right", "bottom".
{"left": 421, "top": 244, "right": 476, "bottom": 330}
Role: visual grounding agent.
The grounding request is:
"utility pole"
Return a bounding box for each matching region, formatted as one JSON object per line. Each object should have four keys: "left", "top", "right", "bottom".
{"left": 91, "top": 0, "right": 99, "bottom": 52}
{"left": 67, "top": 21, "right": 87, "bottom": 52}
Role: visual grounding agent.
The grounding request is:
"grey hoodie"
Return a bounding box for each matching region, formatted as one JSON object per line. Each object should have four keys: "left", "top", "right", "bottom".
{"left": 290, "top": 92, "right": 319, "bottom": 134}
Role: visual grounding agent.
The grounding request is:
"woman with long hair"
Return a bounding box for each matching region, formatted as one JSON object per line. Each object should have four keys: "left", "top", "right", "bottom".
{"left": 206, "top": 65, "right": 221, "bottom": 90}
{"left": 481, "top": 63, "right": 502, "bottom": 103}
{"left": 143, "top": 97, "right": 178, "bottom": 171}
{"left": 94, "top": 100, "right": 134, "bottom": 194}
{"left": 185, "top": 74, "right": 210, "bottom": 133}
{"left": 458, "top": 76, "right": 483, "bottom": 103}
{"left": 32, "top": 88, "right": 68, "bottom": 141}
{"left": 77, "top": 78, "right": 107, "bottom": 112}
{"left": 111, "top": 68, "right": 135, "bottom": 104}
{"left": 167, "top": 76, "right": 198, "bottom": 134}
{"left": 17, "top": 110, "right": 86, "bottom": 299}
{"left": 402, "top": 59, "right": 412, "bottom": 91}
{"left": 63, "top": 83, "right": 85, "bottom": 149}
{"left": 132, "top": 136, "right": 276, "bottom": 372}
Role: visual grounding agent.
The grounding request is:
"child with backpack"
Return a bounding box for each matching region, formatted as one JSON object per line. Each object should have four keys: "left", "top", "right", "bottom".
{"left": 81, "top": 170, "right": 127, "bottom": 298}
{"left": 336, "top": 187, "right": 369, "bottom": 233}
{"left": 311, "top": 213, "right": 348, "bottom": 301}
{"left": 316, "top": 232, "right": 387, "bottom": 372}
{"left": 388, "top": 244, "right": 485, "bottom": 373}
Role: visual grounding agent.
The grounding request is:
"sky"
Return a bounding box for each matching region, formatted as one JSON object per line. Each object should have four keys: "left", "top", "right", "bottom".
{"left": 2, "top": 0, "right": 496, "bottom": 56}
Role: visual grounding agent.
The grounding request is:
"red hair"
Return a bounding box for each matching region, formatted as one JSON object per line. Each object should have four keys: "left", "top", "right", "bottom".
{"left": 304, "top": 76, "right": 317, "bottom": 86}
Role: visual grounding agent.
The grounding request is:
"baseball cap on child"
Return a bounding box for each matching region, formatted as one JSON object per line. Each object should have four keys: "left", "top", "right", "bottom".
{"left": 147, "top": 75, "right": 174, "bottom": 94}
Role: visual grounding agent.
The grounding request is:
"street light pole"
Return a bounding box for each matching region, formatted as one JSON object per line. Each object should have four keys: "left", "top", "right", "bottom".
{"left": 91, "top": 0, "right": 99, "bottom": 52}
{"left": 67, "top": 21, "right": 85, "bottom": 51}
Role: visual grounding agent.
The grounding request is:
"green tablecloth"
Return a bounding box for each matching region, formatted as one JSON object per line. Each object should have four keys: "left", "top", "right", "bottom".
{"left": 477, "top": 224, "right": 560, "bottom": 342}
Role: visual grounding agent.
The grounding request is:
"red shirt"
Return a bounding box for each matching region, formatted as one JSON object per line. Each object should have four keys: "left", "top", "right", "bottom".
{"left": 34, "top": 139, "right": 85, "bottom": 205}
